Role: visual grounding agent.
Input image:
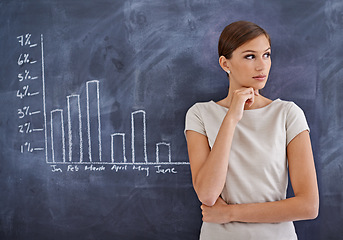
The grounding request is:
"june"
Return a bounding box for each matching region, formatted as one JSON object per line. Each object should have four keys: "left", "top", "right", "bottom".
{"left": 155, "top": 165, "right": 177, "bottom": 174}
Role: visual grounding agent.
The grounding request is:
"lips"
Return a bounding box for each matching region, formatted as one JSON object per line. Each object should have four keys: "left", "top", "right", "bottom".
{"left": 253, "top": 75, "right": 267, "bottom": 81}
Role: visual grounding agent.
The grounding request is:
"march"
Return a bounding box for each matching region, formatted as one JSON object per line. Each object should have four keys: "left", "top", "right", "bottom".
{"left": 84, "top": 165, "right": 106, "bottom": 171}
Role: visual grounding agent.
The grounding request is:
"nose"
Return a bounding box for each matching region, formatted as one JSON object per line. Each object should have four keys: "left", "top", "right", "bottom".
{"left": 255, "top": 57, "right": 269, "bottom": 72}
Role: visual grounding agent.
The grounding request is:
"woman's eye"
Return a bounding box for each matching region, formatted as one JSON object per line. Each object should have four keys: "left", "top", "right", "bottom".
{"left": 263, "top": 52, "right": 271, "bottom": 58}
{"left": 245, "top": 53, "right": 270, "bottom": 60}
{"left": 245, "top": 55, "right": 255, "bottom": 60}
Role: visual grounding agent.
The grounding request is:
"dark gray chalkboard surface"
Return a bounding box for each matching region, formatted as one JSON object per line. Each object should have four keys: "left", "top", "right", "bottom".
{"left": 1, "top": 0, "right": 342, "bottom": 239}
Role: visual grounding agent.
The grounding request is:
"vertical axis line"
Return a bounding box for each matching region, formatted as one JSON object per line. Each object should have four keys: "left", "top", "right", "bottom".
{"left": 41, "top": 34, "right": 48, "bottom": 163}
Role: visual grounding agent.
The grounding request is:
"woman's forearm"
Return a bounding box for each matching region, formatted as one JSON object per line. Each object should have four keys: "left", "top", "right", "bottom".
{"left": 228, "top": 196, "right": 318, "bottom": 223}
{"left": 202, "top": 196, "right": 318, "bottom": 224}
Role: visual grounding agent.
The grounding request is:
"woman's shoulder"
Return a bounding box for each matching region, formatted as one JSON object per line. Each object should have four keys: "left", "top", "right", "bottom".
{"left": 272, "top": 98, "right": 304, "bottom": 110}
{"left": 268, "top": 99, "right": 307, "bottom": 120}
{"left": 186, "top": 100, "right": 218, "bottom": 112}
{"left": 185, "top": 100, "right": 225, "bottom": 121}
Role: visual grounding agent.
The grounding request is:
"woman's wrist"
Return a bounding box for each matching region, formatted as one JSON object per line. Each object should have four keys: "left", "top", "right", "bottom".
{"left": 225, "top": 203, "right": 236, "bottom": 223}
{"left": 224, "top": 112, "right": 240, "bottom": 126}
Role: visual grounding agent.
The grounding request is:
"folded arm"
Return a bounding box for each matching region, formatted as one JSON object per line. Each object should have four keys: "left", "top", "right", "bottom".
{"left": 201, "top": 130, "right": 319, "bottom": 223}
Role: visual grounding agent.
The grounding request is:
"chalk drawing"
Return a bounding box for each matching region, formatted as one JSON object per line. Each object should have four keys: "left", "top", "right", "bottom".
{"left": 111, "top": 133, "right": 127, "bottom": 163}
{"left": 41, "top": 34, "right": 48, "bottom": 163}
{"left": 86, "top": 80, "right": 102, "bottom": 162}
{"left": 18, "top": 33, "right": 190, "bottom": 167}
{"left": 67, "top": 95, "right": 83, "bottom": 162}
{"left": 156, "top": 142, "right": 171, "bottom": 163}
{"left": 50, "top": 109, "right": 66, "bottom": 163}
{"left": 131, "top": 110, "right": 148, "bottom": 163}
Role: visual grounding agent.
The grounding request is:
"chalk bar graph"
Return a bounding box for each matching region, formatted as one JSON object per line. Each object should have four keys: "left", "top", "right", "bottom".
{"left": 40, "top": 34, "right": 188, "bottom": 165}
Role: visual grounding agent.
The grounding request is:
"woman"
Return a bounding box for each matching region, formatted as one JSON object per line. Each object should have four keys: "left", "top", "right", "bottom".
{"left": 185, "top": 21, "right": 319, "bottom": 239}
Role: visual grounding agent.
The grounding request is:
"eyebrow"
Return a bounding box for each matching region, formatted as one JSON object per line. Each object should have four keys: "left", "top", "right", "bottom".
{"left": 241, "top": 47, "right": 271, "bottom": 54}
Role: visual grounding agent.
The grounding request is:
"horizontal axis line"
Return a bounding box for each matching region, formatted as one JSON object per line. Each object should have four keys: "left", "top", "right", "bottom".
{"left": 46, "top": 162, "right": 190, "bottom": 165}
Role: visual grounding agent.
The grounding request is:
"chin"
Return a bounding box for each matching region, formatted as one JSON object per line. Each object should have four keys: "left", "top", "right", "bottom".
{"left": 257, "top": 80, "right": 268, "bottom": 88}
{"left": 249, "top": 82, "right": 267, "bottom": 90}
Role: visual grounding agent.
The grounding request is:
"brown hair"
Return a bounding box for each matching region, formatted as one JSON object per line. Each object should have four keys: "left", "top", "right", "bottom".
{"left": 218, "top": 21, "right": 271, "bottom": 59}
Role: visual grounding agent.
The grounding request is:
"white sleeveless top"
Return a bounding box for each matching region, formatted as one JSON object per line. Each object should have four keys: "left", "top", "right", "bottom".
{"left": 185, "top": 99, "right": 309, "bottom": 240}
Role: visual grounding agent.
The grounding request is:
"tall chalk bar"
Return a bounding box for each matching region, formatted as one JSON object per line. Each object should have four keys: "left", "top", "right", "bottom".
{"left": 67, "top": 95, "right": 83, "bottom": 162}
{"left": 131, "top": 110, "right": 148, "bottom": 163}
{"left": 86, "top": 80, "right": 102, "bottom": 162}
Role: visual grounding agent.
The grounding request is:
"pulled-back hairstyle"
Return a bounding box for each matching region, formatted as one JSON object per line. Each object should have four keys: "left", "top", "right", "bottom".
{"left": 218, "top": 21, "right": 271, "bottom": 59}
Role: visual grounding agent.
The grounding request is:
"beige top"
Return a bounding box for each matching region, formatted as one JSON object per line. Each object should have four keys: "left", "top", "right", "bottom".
{"left": 185, "top": 99, "right": 309, "bottom": 240}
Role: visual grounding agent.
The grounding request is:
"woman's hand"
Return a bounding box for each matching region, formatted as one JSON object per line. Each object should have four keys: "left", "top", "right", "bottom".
{"left": 201, "top": 197, "right": 232, "bottom": 224}
{"left": 227, "top": 87, "right": 259, "bottom": 123}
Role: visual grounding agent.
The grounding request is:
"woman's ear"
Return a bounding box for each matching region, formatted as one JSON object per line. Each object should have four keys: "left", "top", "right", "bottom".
{"left": 219, "top": 56, "right": 230, "bottom": 73}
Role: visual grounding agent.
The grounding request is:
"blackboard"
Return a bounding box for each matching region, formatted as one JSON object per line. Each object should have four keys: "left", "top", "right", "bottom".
{"left": 0, "top": 0, "right": 342, "bottom": 239}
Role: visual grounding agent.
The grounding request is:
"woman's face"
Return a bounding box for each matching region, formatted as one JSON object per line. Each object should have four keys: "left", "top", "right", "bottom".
{"left": 225, "top": 35, "right": 271, "bottom": 90}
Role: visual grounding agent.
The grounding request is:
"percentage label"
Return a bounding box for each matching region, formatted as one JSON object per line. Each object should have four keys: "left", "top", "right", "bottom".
{"left": 17, "top": 53, "right": 31, "bottom": 66}
{"left": 16, "top": 85, "right": 40, "bottom": 99}
{"left": 17, "top": 33, "right": 37, "bottom": 48}
{"left": 18, "top": 106, "right": 30, "bottom": 119}
{"left": 18, "top": 106, "right": 41, "bottom": 119}
{"left": 18, "top": 122, "right": 32, "bottom": 133}
{"left": 21, "top": 142, "right": 33, "bottom": 153}
{"left": 20, "top": 142, "right": 44, "bottom": 153}
{"left": 17, "top": 34, "right": 31, "bottom": 46}
{"left": 18, "top": 70, "right": 38, "bottom": 82}
{"left": 16, "top": 85, "right": 29, "bottom": 99}
{"left": 18, "top": 121, "right": 43, "bottom": 133}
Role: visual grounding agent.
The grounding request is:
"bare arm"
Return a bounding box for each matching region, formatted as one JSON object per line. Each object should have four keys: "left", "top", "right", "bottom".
{"left": 186, "top": 88, "right": 256, "bottom": 206}
{"left": 186, "top": 116, "right": 236, "bottom": 206}
{"left": 201, "top": 130, "right": 319, "bottom": 223}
